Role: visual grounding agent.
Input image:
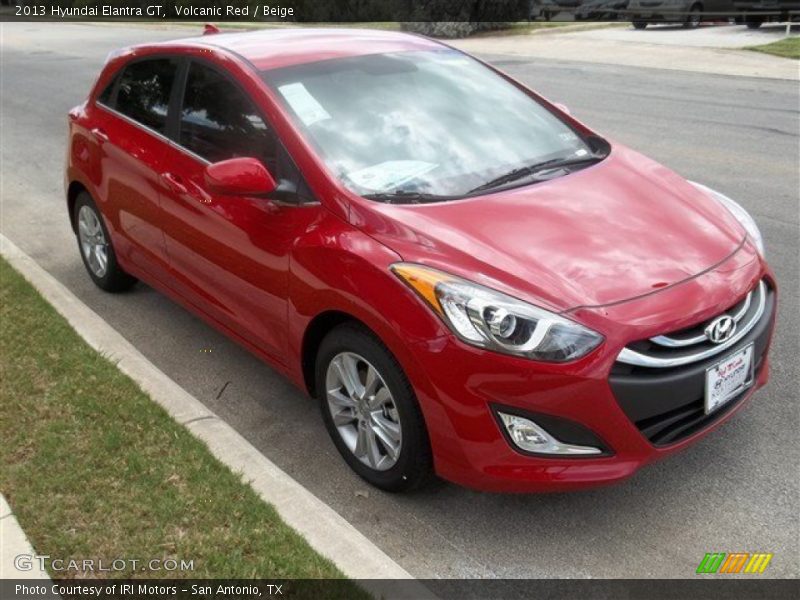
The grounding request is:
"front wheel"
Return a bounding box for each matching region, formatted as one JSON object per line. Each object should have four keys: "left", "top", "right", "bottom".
{"left": 632, "top": 20, "right": 648, "bottom": 29}
{"left": 316, "top": 323, "right": 433, "bottom": 492}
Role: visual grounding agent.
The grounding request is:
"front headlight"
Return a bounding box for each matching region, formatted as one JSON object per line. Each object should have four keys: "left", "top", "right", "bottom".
{"left": 392, "top": 264, "right": 603, "bottom": 362}
{"left": 690, "top": 182, "right": 765, "bottom": 257}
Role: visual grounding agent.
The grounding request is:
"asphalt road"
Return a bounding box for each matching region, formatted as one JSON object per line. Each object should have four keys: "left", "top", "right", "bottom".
{"left": 1, "top": 23, "right": 798, "bottom": 580}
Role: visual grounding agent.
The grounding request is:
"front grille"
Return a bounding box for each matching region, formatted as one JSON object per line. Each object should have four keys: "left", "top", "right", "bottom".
{"left": 616, "top": 280, "right": 767, "bottom": 369}
{"left": 609, "top": 281, "right": 775, "bottom": 447}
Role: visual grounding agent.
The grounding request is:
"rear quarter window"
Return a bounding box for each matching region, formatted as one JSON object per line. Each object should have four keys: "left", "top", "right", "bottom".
{"left": 96, "top": 73, "right": 118, "bottom": 106}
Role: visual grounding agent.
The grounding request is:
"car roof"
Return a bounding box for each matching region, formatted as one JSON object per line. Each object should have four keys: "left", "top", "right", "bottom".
{"left": 154, "top": 27, "right": 444, "bottom": 71}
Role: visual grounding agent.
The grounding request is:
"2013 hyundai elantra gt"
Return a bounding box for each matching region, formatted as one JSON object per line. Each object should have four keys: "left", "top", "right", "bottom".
{"left": 65, "top": 29, "right": 776, "bottom": 492}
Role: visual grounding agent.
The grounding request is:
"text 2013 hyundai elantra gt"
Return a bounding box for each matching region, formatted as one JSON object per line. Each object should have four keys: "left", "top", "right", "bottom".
{"left": 65, "top": 29, "right": 776, "bottom": 492}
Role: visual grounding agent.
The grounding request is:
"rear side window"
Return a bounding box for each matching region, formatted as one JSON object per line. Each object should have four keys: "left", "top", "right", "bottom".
{"left": 115, "top": 59, "right": 177, "bottom": 134}
{"left": 179, "top": 62, "right": 277, "bottom": 166}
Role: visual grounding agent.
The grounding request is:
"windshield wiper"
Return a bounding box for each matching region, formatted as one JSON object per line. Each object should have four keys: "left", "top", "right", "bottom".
{"left": 468, "top": 154, "right": 605, "bottom": 194}
{"left": 362, "top": 190, "right": 450, "bottom": 204}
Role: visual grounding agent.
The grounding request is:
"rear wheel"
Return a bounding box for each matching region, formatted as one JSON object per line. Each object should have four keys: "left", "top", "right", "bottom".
{"left": 683, "top": 4, "right": 702, "bottom": 28}
{"left": 74, "top": 192, "right": 137, "bottom": 292}
{"left": 316, "top": 323, "right": 433, "bottom": 492}
{"left": 632, "top": 20, "right": 648, "bottom": 29}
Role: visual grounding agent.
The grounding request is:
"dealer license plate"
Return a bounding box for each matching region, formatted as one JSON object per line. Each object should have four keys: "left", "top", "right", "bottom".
{"left": 705, "top": 343, "right": 754, "bottom": 415}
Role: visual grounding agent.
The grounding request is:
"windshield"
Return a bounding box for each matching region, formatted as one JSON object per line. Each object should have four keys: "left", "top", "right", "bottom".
{"left": 262, "top": 49, "right": 604, "bottom": 201}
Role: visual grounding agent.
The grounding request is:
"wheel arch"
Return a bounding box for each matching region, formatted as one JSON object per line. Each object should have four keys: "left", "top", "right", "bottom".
{"left": 67, "top": 180, "right": 89, "bottom": 233}
{"left": 300, "top": 310, "right": 371, "bottom": 398}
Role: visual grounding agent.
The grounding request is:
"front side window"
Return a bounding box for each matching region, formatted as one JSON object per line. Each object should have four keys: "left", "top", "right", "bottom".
{"left": 115, "top": 58, "right": 177, "bottom": 133}
{"left": 179, "top": 62, "right": 277, "bottom": 167}
{"left": 263, "top": 50, "right": 607, "bottom": 201}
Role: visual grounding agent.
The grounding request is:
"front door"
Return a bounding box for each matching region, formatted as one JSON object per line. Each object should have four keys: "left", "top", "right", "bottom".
{"left": 158, "top": 60, "right": 320, "bottom": 363}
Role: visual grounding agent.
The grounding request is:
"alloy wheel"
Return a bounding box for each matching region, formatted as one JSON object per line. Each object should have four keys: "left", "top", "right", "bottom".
{"left": 325, "top": 352, "right": 402, "bottom": 471}
{"left": 77, "top": 205, "right": 108, "bottom": 278}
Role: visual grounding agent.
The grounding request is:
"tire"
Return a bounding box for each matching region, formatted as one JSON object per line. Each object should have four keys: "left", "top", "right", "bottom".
{"left": 745, "top": 15, "right": 763, "bottom": 29}
{"left": 632, "top": 20, "right": 648, "bottom": 29}
{"left": 683, "top": 4, "right": 702, "bottom": 28}
{"left": 74, "top": 192, "right": 137, "bottom": 292}
{"left": 316, "top": 323, "right": 433, "bottom": 492}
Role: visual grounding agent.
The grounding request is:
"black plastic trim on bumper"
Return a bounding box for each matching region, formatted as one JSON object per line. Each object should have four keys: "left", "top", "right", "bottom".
{"left": 609, "top": 287, "right": 775, "bottom": 447}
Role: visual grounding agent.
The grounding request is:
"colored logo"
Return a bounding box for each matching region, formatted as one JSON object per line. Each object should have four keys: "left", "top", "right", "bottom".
{"left": 696, "top": 552, "right": 773, "bottom": 574}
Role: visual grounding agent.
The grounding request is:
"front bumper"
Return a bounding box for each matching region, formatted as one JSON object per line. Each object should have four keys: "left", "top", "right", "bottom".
{"left": 408, "top": 264, "right": 776, "bottom": 493}
{"left": 610, "top": 282, "right": 775, "bottom": 446}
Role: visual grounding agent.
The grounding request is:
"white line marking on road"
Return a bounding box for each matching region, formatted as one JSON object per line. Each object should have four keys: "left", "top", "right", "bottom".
{"left": 0, "top": 234, "right": 436, "bottom": 598}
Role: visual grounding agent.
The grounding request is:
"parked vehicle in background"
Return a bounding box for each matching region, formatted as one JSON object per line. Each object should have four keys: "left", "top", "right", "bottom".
{"left": 733, "top": 0, "right": 800, "bottom": 27}
{"left": 629, "top": 0, "right": 736, "bottom": 28}
{"left": 575, "top": 0, "right": 631, "bottom": 20}
{"left": 529, "top": 0, "right": 560, "bottom": 20}
{"left": 531, "top": 0, "right": 583, "bottom": 20}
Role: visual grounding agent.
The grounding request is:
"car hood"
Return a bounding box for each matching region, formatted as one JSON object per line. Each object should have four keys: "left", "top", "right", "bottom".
{"left": 348, "top": 144, "right": 747, "bottom": 312}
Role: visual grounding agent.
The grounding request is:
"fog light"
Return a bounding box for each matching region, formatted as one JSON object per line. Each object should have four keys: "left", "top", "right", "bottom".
{"left": 498, "top": 412, "right": 602, "bottom": 456}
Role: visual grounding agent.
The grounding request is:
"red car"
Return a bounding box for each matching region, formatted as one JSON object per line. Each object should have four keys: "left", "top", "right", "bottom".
{"left": 65, "top": 29, "right": 775, "bottom": 493}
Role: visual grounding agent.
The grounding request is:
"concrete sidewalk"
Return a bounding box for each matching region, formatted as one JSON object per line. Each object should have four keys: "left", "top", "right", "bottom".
{"left": 0, "top": 494, "right": 51, "bottom": 580}
{"left": 450, "top": 30, "right": 799, "bottom": 80}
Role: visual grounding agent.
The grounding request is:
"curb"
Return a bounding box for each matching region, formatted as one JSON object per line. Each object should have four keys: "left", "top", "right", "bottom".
{"left": 0, "top": 234, "right": 435, "bottom": 599}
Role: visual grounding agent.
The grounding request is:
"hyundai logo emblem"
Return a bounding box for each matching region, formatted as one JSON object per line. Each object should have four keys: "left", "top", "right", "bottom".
{"left": 705, "top": 315, "right": 737, "bottom": 344}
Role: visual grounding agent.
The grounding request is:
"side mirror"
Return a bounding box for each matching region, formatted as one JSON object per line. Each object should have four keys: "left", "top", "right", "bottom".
{"left": 204, "top": 157, "right": 276, "bottom": 196}
{"left": 554, "top": 103, "right": 571, "bottom": 115}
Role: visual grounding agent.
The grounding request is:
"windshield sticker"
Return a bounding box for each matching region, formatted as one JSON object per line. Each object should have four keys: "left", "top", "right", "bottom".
{"left": 347, "top": 161, "right": 438, "bottom": 192}
{"left": 278, "top": 83, "right": 331, "bottom": 126}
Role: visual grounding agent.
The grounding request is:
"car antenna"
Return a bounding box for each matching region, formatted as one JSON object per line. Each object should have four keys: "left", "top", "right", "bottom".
{"left": 203, "top": 23, "right": 221, "bottom": 35}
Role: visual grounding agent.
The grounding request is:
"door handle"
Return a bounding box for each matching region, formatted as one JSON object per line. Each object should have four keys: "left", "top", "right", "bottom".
{"left": 90, "top": 128, "right": 109, "bottom": 144}
{"left": 161, "top": 172, "right": 188, "bottom": 195}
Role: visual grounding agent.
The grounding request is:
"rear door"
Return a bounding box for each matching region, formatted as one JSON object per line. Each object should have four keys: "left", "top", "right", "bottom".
{"left": 92, "top": 57, "right": 180, "bottom": 282}
{"left": 158, "top": 59, "right": 320, "bottom": 363}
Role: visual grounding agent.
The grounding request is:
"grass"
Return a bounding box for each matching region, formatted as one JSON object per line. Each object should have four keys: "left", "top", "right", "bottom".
{"left": 747, "top": 36, "right": 800, "bottom": 59}
{"left": 0, "top": 257, "right": 365, "bottom": 591}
